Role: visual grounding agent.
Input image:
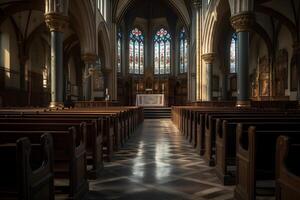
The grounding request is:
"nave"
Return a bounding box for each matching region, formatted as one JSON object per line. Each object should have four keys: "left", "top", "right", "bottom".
{"left": 88, "top": 119, "right": 234, "bottom": 200}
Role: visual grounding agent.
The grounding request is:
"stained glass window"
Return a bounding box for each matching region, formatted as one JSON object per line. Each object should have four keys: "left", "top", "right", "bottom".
{"left": 230, "top": 33, "right": 238, "bottom": 73}
{"left": 117, "top": 31, "right": 122, "bottom": 73}
{"left": 129, "top": 28, "right": 144, "bottom": 74}
{"left": 154, "top": 28, "right": 171, "bottom": 75}
{"left": 179, "top": 28, "right": 188, "bottom": 73}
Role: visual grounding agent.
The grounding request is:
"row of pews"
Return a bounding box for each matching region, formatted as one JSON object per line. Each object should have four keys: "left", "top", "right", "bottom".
{"left": 0, "top": 106, "right": 143, "bottom": 200}
{"left": 172, "top": 104, "right": 300, "bottom": 200}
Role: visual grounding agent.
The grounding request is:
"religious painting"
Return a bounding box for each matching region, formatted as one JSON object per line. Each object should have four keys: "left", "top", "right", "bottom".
{"left": 290, "top": 55, "right": 298, "bottom": 91}
{"left": 212, "top": 75, "right": 219, "bottom": 91}
{"left": 275, "top": 49, "right": 288, "bottom": 96}
{"left": 93, "top": 71, "right": 104, "bottom": 91}
{"left": 250, "top": 72, "right": 259, "bottom": 98}
{"left": 259, "top": 73, "right": 270, "bottom": 97}
{"left": 258, "top": 56, "right": 270, "bottom": 96}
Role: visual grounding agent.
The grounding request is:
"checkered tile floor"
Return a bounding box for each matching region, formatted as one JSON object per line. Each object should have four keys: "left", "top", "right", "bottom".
{"left": 87, "top": 119, "right": 234, "bottom": 200}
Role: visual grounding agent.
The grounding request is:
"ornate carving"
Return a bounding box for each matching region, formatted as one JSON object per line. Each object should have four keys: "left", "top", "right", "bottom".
{"left": 231, "top": 12, "right": 254, "bottom": 32}
{"left": 202, "top": 53, "right": 215, "bottom": 64}
{"left": 258, "top": 56, "right": 270, "bottom": 97}
{"left": 45, "top": 13, "right": 68, "bottom": 32}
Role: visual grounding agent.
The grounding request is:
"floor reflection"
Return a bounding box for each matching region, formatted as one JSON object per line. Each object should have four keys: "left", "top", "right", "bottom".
{"left": 88, "top": 119, "right": 234, "bottom": 200}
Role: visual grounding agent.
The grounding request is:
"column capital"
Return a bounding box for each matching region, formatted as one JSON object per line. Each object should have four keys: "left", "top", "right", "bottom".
{"left": 82, "top": 53, "right": 97, "bottom": 64}
{"left": 202, "top": 53, "right": 215, "bottom": 64}
{"left": 231, "top": 12, "right": 255, "bottom": 32}
{"left": 45, "top": 13, "right": 68, "bottom": 32}
{"left": 192, "top": 0, "right": 202, "bottom": 8}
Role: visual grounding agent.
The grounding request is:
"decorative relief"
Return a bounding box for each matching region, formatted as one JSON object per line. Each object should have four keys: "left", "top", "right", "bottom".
{"left": 45, "top": 13, "right": 68, "bottom": 32}
{"left": 259, "top": 56, "right": 270, "bottom": 97}
{"left": 230, "top": 12, "right": 254, "bottom": 32}
{"left": 202, "top": 53, "right": 215, "bottom": 64}
{"left": 250, "top": 56, "right": 270, "bottom": 98}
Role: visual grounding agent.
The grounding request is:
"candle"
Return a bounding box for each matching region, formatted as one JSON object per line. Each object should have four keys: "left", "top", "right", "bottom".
{"left": 105, "top": 88, "right": 108, "bottom": 95}
{"left": 162, "top": 84, "right": 165, "bottom": 91}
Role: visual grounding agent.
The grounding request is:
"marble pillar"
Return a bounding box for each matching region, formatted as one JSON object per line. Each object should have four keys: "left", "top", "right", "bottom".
{"left": 202, "top": 53, "right": 214, "bottom": 101}
{"left": 45, "top": 13, "right": 68, "bottom": 108}
{"left": 192, "top": 0, "right": 202, "bottom": 101}
{"left": 231, "top": 12, "right": 254, "bottom": 107}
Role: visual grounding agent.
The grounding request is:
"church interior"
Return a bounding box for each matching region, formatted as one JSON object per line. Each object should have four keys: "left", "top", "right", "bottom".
{"left": 0, "top": 0, "right": 299, "bottom": 199}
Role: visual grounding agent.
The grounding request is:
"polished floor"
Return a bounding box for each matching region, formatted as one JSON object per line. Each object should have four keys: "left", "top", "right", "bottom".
{"left": 88, "top": 119, "right": 234, "bottom": 200}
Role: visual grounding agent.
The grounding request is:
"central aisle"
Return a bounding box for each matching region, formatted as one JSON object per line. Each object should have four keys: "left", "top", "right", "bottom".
{"left": 88, "top": 119, "right": 234, "bottom": 200}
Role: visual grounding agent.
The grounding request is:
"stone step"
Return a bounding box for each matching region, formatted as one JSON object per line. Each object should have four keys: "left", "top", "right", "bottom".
{"left": 143, "top": 107, "right": 171, "bottom": 119}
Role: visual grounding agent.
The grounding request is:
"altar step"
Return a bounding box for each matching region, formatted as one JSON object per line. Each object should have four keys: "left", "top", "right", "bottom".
{"left": 143, "top": 107, "right": 171, "bottom": 119}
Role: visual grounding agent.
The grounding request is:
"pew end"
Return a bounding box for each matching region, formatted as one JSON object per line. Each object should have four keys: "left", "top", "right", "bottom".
{"left": 0, "top": 133, "right": 54, "bottom": 200}
{"left": 276, "top": 136, "right": 300, "bottom": 200}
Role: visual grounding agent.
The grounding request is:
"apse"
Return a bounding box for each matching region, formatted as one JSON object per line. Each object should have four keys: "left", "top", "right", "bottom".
{"left": 116, "top": 0, "right": 189, "bottom": 106}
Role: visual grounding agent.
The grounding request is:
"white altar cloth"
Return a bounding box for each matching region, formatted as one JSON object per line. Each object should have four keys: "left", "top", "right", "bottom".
{"left": 136, "top": 94, "right": 165, "bottom": 107}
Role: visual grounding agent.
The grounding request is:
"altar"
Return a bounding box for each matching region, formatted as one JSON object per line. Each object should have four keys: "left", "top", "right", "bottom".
{"left": 136, "top": 94, "right": 165, "bottom": 107}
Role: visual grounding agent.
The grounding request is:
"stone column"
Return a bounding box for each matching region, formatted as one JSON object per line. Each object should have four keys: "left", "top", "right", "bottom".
{"left": 45, "top": 13, "right": 68, "bottom": 108}
{"left": 231, "top": 12, "right": 254, "bottom": 107}
{"left": 82, "top": 54, "right": 97, "bottom": 101}
{"left": 202, "top": 53, "right": 214, "bottom": 101}
{"left": 192, "top": 0, "right": 202, "bottom": 101}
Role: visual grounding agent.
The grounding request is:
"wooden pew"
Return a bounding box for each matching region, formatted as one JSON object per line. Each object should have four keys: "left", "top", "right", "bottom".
{"left": 0, "top": 123, "right": 88, "bottom": 200}
{"left": 235, "top": 123, "right": 300, "bottom": 200}
{"left": 215, "top": 117, "right": 300, "bottom": 185}
{"left": 276, "top": 136, "right": 300, "bottom": 200}
{"left": 204, "top": 112, "right": 300, "bottom": 166}
{"left": 0, "top": 107, "right": 143, "bottom": 162}
{"left": 1, "top": 113, "right": 117, "bottom": 161}
{"left": 0, "top": 117, "right": 103, "bottom": 178}
{"left": 0, "top": 133, "right": 54, "bottom": 200}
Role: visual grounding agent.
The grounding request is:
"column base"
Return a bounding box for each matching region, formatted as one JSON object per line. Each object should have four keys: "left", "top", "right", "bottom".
{"left": 236, "top": 100, "right": 251, "bottom": 108}
{"left": 49, "top": 101, "right": 64, "bottom": 109}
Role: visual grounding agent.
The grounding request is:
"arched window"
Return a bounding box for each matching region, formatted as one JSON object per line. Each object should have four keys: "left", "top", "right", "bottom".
{"left": 129, "top": 28, "right": 144, "bottom": 74}
{"left": 154, "top": 28, "right": 171, "bottom": 75}
{"left": 117, "top": 31, "right": 122, "bottom": 73}
{"left": 179, "top": 28, "right": 188, "bottom": 73}
{"left": 230, "top": 33, "right": 238, "bottom": 73}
